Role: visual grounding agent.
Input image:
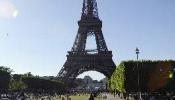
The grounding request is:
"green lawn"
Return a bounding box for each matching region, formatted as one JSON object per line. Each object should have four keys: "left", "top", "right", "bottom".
{"left": 70, "top": 95, "right": 89, "bottom": 100}
{"left": 55, "top": 94, "right": 100, "bottom": 100}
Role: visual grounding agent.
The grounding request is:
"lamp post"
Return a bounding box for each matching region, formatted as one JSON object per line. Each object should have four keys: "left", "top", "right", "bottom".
{"left": 136, "top": 48, "right": 139, "bottom": 61}
{"left": 135, "top": 47, "right": 142, "bottom": 100}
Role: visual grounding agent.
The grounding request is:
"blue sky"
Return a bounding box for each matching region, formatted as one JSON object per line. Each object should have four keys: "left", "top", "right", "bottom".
{"left": 0, "top": 0, "right": 175, "bottom": 80}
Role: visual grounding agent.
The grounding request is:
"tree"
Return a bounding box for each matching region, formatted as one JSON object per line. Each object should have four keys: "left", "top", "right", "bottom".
{"left": 22, "top": 76, "right": 66, "bottom": 94}
{"left": 0, "top": 66, "right": 12, "bottom": 93}
{"left": 9, "top": 74, "right": 27, "bottom": 91}
{"left": 23, "top": 72, "right": 33, "bottom": 77}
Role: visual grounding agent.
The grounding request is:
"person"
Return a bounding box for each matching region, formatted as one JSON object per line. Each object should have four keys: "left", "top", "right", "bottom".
{"left": 89, "top": 93, "right": 94, "bottom": 100}
{"left": 103, "top": 93, "right": 107, "bottom": 100}
{"left": 62, "top": 97, "right": 65, "bottom": 100}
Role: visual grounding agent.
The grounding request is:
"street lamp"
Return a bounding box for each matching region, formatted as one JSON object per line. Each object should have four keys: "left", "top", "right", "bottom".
{"left": 135, "top": 47, "right": 142, "bottom": 100}
{"left": 135, "top": 48, "right": 139, "bottom": 60}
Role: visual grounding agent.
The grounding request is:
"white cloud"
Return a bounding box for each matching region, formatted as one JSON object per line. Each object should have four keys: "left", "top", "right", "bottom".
{"left": 0, "top": 0, "right": 19, "bottom": 19}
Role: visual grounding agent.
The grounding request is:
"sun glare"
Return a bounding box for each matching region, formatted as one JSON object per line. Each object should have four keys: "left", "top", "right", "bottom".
{"left": 13, "top": 10, "right": 18, "bottom": 18}
{"left": 0, "top": 0, "right": 18, "bottom": 19}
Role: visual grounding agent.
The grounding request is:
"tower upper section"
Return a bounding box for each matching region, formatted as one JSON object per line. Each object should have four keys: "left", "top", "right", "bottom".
{"left": 81, "top": 0, "right": 99, "bottom": 20}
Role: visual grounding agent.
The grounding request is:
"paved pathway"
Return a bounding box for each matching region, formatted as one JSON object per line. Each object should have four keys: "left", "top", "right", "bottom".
{"left": 101, "top": 93, "right": 125, "bottom": 100}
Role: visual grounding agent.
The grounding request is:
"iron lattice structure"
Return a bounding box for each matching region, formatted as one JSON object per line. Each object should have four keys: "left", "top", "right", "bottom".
{"left": 57, "top": 0, "right": 116, "bottom": 82}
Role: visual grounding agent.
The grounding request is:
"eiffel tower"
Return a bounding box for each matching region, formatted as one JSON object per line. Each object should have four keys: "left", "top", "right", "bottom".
{"left": 57, "top": 0, "right": 116, "bottom": 82}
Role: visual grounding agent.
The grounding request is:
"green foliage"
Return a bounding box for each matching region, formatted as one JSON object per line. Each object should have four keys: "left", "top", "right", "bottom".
{"left": 9, "top": 80, "right": 26, "bottom": 91}
{"left": 124, "top": 60, "right": 157, "bottom": 93}
{"left": 9, "top": 74, "right": 26, "bottom": 91}
{"left": 0, "top": 66, "right": 12, "bottom": 93}
{"left": 0, "top": 68, "right": 66, "bottom": 93}
{"left": 23, "top": 72, "right": 33, "bottom": 77}
{"left": 22, "top": 76, "right": 66, "bottom": 93}
{"left": 162, "top": 70, "right": 175, "bottom": 93}
{"left": 109, "top": 62, "right": 125, "bottom": 92}
{"left": 109, "top": 60, "right": 175, "bottom": 93}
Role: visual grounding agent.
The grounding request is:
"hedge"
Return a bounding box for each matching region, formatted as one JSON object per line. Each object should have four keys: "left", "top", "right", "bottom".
{"left": 109, "top": 60, "right": 175, "bottom": 93}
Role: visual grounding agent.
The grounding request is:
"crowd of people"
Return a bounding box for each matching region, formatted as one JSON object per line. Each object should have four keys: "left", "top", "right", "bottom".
{"left": 0, "top": 91, "right": 63, "bottom": 100}
{"left": 112, "top": 92, "right": 175, "bottom": 100}
{"left": 1, "top": 90, "right": 175, "bottom": 100}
